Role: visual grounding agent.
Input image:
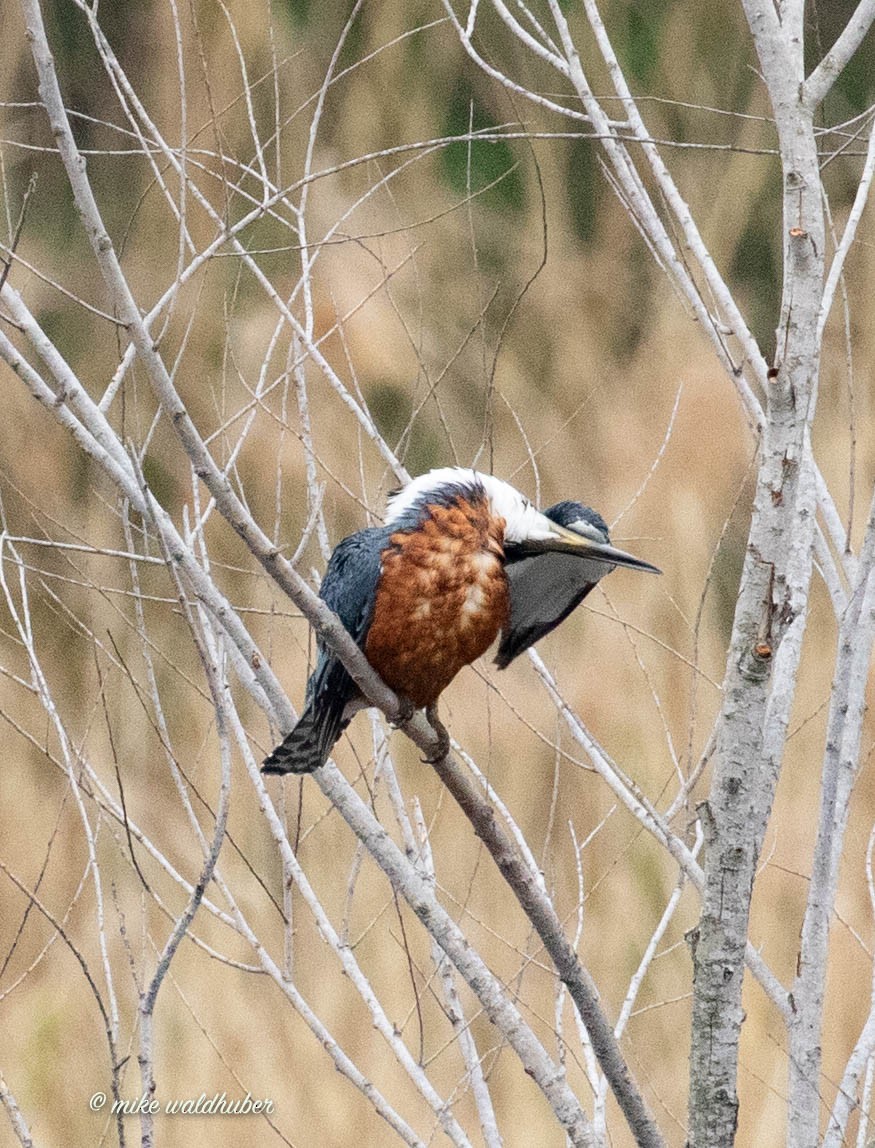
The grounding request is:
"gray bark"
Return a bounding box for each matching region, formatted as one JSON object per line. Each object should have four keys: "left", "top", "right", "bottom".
{"left": 687, "top": 3, "right": 825, "bottom": 1144}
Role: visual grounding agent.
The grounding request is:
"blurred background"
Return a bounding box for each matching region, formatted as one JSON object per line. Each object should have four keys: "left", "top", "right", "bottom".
{"left": 1, "top": 1, "right": 875, "bottom": 1144}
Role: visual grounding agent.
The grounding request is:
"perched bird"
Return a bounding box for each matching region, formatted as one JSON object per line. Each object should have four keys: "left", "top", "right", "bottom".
{"left": 263, "top": 468, "right": 659, "bottom": 774}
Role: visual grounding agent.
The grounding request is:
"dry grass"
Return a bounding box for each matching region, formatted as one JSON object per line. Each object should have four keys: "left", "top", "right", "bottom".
{"left": 1, "top": 2, "right": 874, "bottom": 1145}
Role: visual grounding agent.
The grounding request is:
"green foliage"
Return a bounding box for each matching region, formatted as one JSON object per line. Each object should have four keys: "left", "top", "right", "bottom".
{"left": 730, "top": 211, "right": 780, "bottom": 355}
{"left": 806, "top": 1, "right": 875, "bottom": 109}
{"left": 834, "top": 44, "right": 875, "bottom": 108}
{"left": 366, "top": 381, "right": 409, "bottom": 442}
{"left": 566, "top": 139, "right": 600, "bottom": 245}
{"left": 44, "top": 1, "right": 95, "bottom": 84}
{"left": 69, "top": 446, "right": 93, "bottom": 505}
{"left": 281, "top": 0, "right": 313, "bottom": 27}
{"left": 617, "top": 0, "right": 667, "bottom": 86}
{"left": 336, "top": 4, "right": 367, "bottom": 72}
{"left": 367, "top": 382, "right": 442, "bottom": 473}
{"left": 440, "top": 83, "right": 525, "bottom": 214}
{"left": 29, "top": 1003, "right": 63, "bottom": 1083}
{"left": 43, "top": 1, "right": 156, "bottom": 144}
{"left": 613, "top": 237, "right": 653, "bottom": 363}
{"left": 141, "top": 453, "right": 177, "bottom": 510}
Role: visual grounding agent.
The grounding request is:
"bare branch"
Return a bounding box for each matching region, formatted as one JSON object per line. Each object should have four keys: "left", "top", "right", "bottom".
{"left": 427, "top": 748, "right": 665, "bottom": 1148}
{"left": 0, "top": 1066, "right": 33, "bottom": 1148}
{"left": 805, "top": 0, "right": 875, "bottom": 109}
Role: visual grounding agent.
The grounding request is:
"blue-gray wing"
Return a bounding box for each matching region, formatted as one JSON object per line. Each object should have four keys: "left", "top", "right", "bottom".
{"left": 495, "top": 551, "right": 612, "bottom": 669}
{"left": 262, "top": 526, "right": 388, "bottom": 774}
{"left": 307, "top": 525, "right": 388, "bottom": 702}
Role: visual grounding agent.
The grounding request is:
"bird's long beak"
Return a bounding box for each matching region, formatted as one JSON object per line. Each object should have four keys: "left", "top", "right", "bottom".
{"left": 537, "top": 521, "right": 662, "bottom": 574}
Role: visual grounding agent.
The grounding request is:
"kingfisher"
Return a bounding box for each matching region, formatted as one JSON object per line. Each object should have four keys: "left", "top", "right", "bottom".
{"left": 263, "top": 468, "right": 659, "bottom": 774}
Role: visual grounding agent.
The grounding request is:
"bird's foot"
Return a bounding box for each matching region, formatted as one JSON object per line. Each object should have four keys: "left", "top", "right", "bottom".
{"left": 422, "top": 703, "right": 450, "bottom": 764}
{"left": 389, "top": 695, "right": 416, "bottom": 729}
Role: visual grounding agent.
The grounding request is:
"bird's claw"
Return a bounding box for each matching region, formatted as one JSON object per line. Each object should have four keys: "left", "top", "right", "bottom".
{"left": 422, "top": 704, "right": 450, "bottom": 764}
{"left": 390, "top": 696, "right": 416, "bottom": 729}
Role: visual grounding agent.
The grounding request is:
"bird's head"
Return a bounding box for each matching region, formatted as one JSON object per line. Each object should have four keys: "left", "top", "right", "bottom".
{"left": 385, "top": 469, "right": 660, "bottom": 574}
{"left": 538, "top": 499, "right": 661, "bottom": 573}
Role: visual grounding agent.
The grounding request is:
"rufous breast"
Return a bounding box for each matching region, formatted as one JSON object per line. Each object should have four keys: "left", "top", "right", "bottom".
{"left": 364, "top": 498, "right": 508, "bottom": 707}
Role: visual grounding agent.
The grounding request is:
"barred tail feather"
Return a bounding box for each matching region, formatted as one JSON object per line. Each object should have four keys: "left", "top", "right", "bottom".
{"left": 262, "top": 700, "right": 348, "bottom": 775}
